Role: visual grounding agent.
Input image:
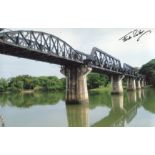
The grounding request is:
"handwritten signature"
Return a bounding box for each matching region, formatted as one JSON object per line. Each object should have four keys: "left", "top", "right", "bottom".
{"left": 119, "top": 29, "right": 152, "bottom": 42}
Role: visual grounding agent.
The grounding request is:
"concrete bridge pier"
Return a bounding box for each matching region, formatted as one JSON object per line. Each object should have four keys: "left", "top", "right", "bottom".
{"left": 111, "top": 75, "right": 124, "bottom": 94}
{"left": 61, "top": 65, "right": 92, "bottom": 104}
{"left": 127, "top": 78, "right": 136, "bottom": 91}
{"left": 136, "top": 79, "right": 141, "bottom": 89}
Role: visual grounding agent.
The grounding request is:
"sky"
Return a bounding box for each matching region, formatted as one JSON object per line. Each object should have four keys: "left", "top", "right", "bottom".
{"left": 0, "top": 28, "right": 155, "bottom": 79}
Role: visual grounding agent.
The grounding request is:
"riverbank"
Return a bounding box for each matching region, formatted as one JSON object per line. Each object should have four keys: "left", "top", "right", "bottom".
{"left": 0, "top": 86, "right": 111, "bottom": 95}
{"left": 89, "top": 85, "right": 151, "bottom": 94}
{"left": 0, "top": 84, "right": 151, "bottom": 95}
{"left": 89, "top": 85, "right": 112, "bottom": 94}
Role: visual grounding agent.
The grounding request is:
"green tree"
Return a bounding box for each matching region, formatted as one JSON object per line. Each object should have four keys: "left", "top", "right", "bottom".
{"left": 9, "top": 79, "right": 24, "bottom": 92}
{"left": 140, "top": 59, "right": 155, "bottom": 86}
{"left": 87, "top": 73, "right": 109, "bottom": 89}
{"left": 1, "top": 75, "right": 66, "bottom": 92}
{"left": 0, "top": 78, "right": 8, "bottom": 92}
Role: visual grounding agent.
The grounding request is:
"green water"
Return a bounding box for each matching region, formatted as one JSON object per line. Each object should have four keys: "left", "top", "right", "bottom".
{"left": 0, "top": 88, "right": 155, "bottom": 127}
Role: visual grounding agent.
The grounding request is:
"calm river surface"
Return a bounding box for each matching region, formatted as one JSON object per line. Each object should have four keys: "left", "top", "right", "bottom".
{"left": 0, "top": 88, "right": 155, "bottom": 127}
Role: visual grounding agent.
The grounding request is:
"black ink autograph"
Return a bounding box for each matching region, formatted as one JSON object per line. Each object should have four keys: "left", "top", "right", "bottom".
{"left": 119, "top": 29, "right": 152, "bottom": 42}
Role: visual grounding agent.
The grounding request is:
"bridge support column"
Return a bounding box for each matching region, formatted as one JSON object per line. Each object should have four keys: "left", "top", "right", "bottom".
{"left": 61, "top": 65, "right": 92, "bottom": 104}
{"left": 136, "top": 80, "right": 141, "bottom": 89}
{"left": 127, "top": 78, "right": 136, "bottom": 91}
{"left": 111, "top": 75, "right": 124, "bottom": 94}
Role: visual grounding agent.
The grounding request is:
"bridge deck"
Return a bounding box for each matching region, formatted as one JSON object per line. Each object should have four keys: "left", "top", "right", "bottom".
{"left": 0, "top": 40, "right": 84, "bottom": 66}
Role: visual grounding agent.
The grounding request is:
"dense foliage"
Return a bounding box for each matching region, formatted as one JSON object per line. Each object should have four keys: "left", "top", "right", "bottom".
{"left": 0, "top": 75, "right": 65, "bottom": 92}
{"left": 0, "top": 73, "right": 110, "bottom": 93}
{"left": 0, "top": 78, "right": 8, "bottom": 92}
{"left": 140, "top": 59, "right": 155, "bottom": 86}
{"left": 87, "top": 73, "right": 109, "bottom": 89}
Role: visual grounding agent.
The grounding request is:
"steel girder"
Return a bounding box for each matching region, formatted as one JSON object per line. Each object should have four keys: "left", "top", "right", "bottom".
{"left": 0, "top": 30, "right": 87, "bottom": 64}
{"left": 89, "top": 47, "right": 122, "bottom": 74}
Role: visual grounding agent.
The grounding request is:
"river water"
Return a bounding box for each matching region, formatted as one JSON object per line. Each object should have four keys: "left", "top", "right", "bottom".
{"left": 0, "top": 88, "right": 155, "bottom": 127}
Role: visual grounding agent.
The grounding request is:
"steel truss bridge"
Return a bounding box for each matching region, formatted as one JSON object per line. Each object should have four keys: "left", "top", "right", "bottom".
{"left": 0, "top": 29, "right": 143, "bottom": 79}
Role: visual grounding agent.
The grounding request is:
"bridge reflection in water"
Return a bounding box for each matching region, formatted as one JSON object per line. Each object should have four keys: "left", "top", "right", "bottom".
{"left": 91, "top": 90, "right": 144, "bottom": 127}
{"left": 127, "top": 91, "right": 137, "bottom": 103}
{"left": 141, "top": 89, "right": 145, "bottom": 100}
{"left": 64, "top": 90, "right": 145, "bottom": 127}
{"left": 66, "top": 104, "right": 89, "bottom": 127}
{"left": 92, "top": 94, "right": 126, "bottom": 127}
{"left": 0, "top": 89, "right": 147, "bottom": 127}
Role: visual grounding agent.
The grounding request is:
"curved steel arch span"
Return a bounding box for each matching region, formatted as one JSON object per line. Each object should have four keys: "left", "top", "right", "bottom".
{"left": 0, "top": 30, "right": 88, "bottom": 66}
{"left": 89, "top": 47, "right": 123, "bottom": 75}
